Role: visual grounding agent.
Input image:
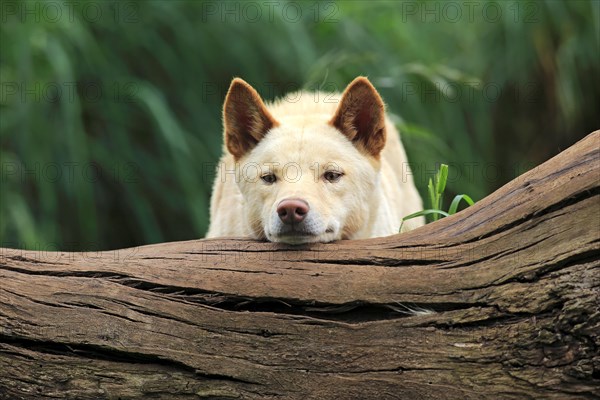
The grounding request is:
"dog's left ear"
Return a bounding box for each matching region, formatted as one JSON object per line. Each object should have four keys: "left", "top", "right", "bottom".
{"left": 223, "top": 78, "right": 279, "bottom": 160}
{"left": 330, "top": 77, "right": 386, "bottom": 157}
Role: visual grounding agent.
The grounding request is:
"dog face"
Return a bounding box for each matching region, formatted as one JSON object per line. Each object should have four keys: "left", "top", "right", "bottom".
{"left": 223, "top": 77, "right": 387, "bottom": 244}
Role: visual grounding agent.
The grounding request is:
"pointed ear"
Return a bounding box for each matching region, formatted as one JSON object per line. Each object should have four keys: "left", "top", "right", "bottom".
{"left": 329, "top": 77, "right": 387, "bottom": 157}
{"left": 223, "top": 78, "right": 279, "bottom": 159}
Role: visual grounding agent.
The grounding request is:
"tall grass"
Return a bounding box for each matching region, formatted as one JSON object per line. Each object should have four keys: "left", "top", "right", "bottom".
{"left": 1, "top": 0, "right": 598, "bottom": 250}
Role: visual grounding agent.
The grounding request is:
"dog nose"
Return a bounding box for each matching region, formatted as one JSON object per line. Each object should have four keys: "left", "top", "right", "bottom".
{"left": 277, "top": 199, "right": 309, "bottom": 224}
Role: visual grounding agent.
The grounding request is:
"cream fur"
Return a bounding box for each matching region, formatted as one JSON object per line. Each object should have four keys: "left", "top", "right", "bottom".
{"left": 206, "top": 84, "right": 424, "bottom": 243}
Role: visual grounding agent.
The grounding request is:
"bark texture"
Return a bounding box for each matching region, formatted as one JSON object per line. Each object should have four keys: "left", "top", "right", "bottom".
{"left": 1, "top": 132, "right": 599, "bottom": 399}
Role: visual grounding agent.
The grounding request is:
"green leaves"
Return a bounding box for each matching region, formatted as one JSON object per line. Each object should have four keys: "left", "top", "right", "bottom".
{"left": 1, "top": 1, "right": 596, "bottom": 250}
{"left": 428, "top": 163, "right": 449, "bottom": 221}
{"left": 448, "top": 194, "right": 475, "bottom": 215}
{"left": 401, "top": 164, "right": 475, "bottom": 232}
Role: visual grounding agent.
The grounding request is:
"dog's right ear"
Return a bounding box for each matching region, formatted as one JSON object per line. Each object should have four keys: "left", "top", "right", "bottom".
{"left": 223, "top": 78, "right": 279, "bottom": 159}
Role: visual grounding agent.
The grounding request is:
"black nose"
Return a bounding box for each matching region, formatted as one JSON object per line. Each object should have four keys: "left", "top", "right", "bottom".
{"left": 277, "top": 199, "right": 309, "bottom": 224}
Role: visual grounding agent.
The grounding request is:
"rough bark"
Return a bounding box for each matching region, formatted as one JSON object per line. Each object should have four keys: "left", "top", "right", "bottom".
{"left": 0, "top": 131, "right": 598, "bottom": 400}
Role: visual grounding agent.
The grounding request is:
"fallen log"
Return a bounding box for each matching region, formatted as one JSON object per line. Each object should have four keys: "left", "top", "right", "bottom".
{"left": 1, "top": 131, "right": 598, "bottom": 400}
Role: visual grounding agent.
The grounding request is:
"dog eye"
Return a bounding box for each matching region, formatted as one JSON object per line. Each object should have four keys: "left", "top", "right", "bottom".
{"left": 323, "top": 171, "right": 343, "bottom": 183}
{"left": 261, "top": 174, "right": 277, "bottom": 184}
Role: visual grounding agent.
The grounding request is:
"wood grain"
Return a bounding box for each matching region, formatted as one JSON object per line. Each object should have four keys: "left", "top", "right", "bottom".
{"left": 1, "top": 131, "right": 598, "bottom": 399}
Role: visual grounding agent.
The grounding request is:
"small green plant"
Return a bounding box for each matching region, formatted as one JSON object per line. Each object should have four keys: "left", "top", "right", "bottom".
{"left": 400, "top": 164, "right": 475, "bottom": 231}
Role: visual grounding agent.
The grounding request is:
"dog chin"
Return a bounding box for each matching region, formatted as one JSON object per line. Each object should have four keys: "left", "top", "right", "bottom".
{"left": 267, "top": 231, "right": 338, "bottom": 245}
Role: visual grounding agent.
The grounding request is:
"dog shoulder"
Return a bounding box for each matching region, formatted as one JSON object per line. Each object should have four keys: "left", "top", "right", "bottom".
{"left": 206, "top": 153, "right": 250, "bottom": 238}
{"left": 380, "top": 118, "right": 425, "bottom": 230}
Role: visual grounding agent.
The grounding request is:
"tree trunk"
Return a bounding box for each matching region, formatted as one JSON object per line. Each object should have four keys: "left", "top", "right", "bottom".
{"left": 1, "top": 132, "right": 598, "bottom": 400}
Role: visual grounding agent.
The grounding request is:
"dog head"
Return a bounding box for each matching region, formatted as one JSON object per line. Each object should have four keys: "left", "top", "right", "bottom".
{"left": 223, "top": 77, "right": 386, "bottom": 244}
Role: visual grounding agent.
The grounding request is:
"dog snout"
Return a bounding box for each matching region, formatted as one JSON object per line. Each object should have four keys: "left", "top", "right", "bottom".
{"left": 277, "top": 199, "right": 309, "bottom": 224}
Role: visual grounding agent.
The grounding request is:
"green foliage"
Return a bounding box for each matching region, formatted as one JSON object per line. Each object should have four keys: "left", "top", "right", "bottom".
{"left": 448, "top": 194, "right": 475, "bottom": 216}
{"left": 401, "top": 164, "right": 475, "bottom": 231}
{"left": 1, "top": 0, "right": 598, "bottom": 250}
{"left": 429, "top": 163, "right": 448, "bottom": 221}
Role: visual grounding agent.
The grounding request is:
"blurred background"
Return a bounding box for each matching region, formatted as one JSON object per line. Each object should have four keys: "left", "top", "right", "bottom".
{"left": 1, "top": 0, "right": 599, "bottom": 251}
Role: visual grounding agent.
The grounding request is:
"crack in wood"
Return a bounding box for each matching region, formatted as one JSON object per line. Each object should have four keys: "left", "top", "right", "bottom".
{"left": 0, "top": 132, "right": 598, "bottom": 398}
{"left": 0, "top": 335, "right": 260, "bottom": 386}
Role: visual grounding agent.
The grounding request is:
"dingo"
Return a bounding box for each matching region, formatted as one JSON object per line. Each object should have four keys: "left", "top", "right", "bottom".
{"left": 207, "top": 77, "right": 423, "bottom": 244}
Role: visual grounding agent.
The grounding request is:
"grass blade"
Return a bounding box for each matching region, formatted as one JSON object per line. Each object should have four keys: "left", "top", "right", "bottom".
{"left": 448, "top": 194, "right": 475, "bottom": 215}
{"left": 435, "top": 164, "right": 448, "bottom": 195}
{"left": 400, "top": 209, "right": 450, "bottom": 231}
